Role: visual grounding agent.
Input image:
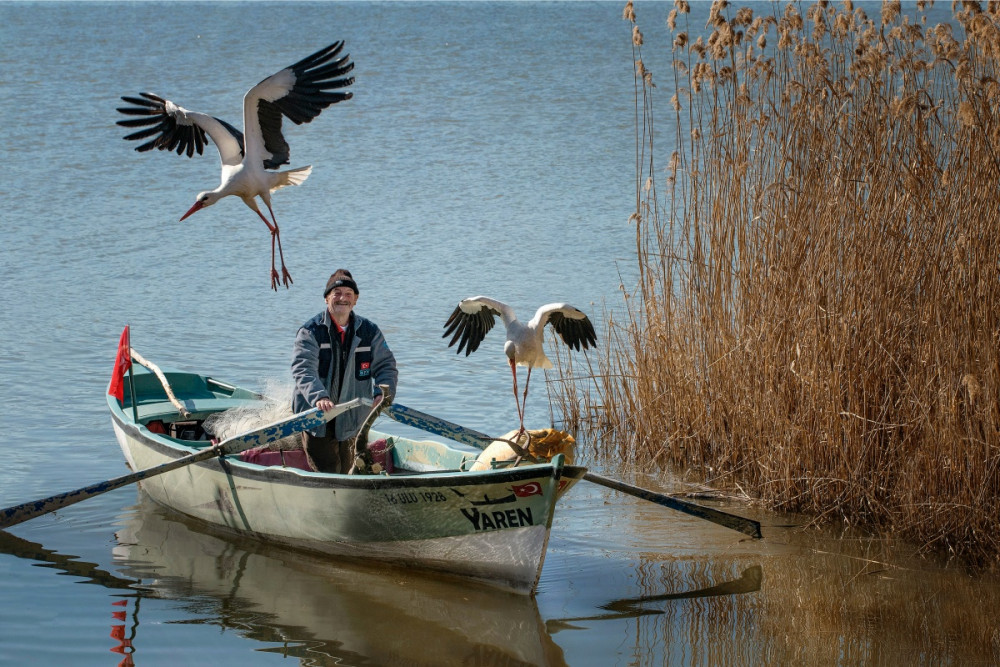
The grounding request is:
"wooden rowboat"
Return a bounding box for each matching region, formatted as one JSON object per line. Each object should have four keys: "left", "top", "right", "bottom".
{"left": 107, "top": 364, "right": 586, "bottom": 595}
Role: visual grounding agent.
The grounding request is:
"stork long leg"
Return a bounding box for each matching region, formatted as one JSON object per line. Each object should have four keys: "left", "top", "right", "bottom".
{"left": 264, "top": 201, "right": 293, "bottom": 289}
{"left": 521, "top": 367, "right": 532, "bottom": 416}
{"left": 510, "top": 358, "right": 525, "bottom": 433}
{"left": 253, "top": 207, "right": 292, "bottom": 291}
{"left": 519, "top": 366, "right": 533, "bottom": 435}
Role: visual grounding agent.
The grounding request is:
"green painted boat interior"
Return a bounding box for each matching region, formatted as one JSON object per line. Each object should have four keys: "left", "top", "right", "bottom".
{"left": 123, "top": 367, "right": 265, "bottom": 422}
{"left": 118, "top": 368, "right": 480, "bottom": 473}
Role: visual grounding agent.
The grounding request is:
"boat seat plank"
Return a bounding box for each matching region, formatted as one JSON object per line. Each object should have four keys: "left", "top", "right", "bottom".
{"left": 134, "top": 397, "right": 266, "bottom": 423}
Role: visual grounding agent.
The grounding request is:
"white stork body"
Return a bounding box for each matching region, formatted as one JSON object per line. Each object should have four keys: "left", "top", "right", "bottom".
{"left": 117, "top": 42, "right": 355, "bottom": 290}
{"left": 443, "top": 297, "right": 597, "bottom": 431}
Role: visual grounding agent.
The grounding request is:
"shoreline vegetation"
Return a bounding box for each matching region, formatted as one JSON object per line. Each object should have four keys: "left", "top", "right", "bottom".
{"left": 554, "top": 0, "right": 1000, "bottom": 566}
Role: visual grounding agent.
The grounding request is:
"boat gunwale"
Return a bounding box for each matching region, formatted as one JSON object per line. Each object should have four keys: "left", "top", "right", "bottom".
{"left": 110, "top": 403, "right": 586, "bottom": 491}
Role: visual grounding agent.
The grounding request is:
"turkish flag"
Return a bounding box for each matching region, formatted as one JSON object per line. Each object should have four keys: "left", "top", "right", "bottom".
{"left": 512, "top": 482, "right": 542, "bottom": 498}
{"left": 108, "top": 326, "right": 132, "bottom": 403}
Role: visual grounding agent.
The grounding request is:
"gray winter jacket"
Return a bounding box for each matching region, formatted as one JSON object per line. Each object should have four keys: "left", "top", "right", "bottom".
{"left": 291, "top": 310, "right": 398, "bottom": 439}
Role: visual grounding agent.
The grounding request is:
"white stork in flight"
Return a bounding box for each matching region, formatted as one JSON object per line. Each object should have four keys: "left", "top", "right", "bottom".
{"left": 116, "top": 42, "right": 355, "bottom": 290}
{"left": 444, "top": 297, "right": 597, "bottom": 432}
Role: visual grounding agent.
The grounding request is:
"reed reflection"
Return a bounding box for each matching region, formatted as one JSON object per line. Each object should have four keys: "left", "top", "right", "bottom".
{"left": 751, "top": 525, "right": 1000, "bottom": 665}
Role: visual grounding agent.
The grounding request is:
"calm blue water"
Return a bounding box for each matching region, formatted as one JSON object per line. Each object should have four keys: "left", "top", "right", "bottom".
{"left": 1, "top": 2, "right": 998, "bottom": 666}
{"left": 0, "top": 0, "right": 644, "bottom": 486}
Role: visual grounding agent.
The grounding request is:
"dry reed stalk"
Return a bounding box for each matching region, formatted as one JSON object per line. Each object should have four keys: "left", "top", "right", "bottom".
{"left": 549, "top": 0, "right": 1000, "bottom": 565}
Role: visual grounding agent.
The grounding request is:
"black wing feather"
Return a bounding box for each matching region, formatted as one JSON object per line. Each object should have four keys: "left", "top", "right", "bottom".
{"left": 548, "top": 310, "right": 597, "bottom": 352}
{"left": 250, "top": 41, "right": 355, "bottom": 168}
{"left": 257, "top": 99, "right": 290, "bottom": 168}
{"left": 443, "top": 304, "right": 498, "bottom": 357}
{"left": 270, "top": 40, "right": 355, "bottom": 128}
{"left": 116, "top": 92, "right": 210, "bottom": 159}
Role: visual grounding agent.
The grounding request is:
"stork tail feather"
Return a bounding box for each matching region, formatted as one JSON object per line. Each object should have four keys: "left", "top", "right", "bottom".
{"left": 272, "top": 166, "right": 313, "bottom": 191}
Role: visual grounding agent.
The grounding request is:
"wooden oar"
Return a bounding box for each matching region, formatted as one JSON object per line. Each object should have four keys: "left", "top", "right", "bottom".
{"left": 385, "top": 403, "right": 763, "bottom": 539}
{"left": 0, "top": 399, "right": 367, "bottom": 529}
{"left": 580, "top": 471, "right": 762, "bottom": 538}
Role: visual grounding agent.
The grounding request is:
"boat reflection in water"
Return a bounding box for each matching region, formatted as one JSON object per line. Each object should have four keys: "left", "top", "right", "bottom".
{"left": 545, "top": 565, "right": 762, "bottom": 632}
{"left": 0, "top": 497, "right": 771, "bottom": 666}
{"left": 111, "top": 496, "right": 568, "bottom": 666}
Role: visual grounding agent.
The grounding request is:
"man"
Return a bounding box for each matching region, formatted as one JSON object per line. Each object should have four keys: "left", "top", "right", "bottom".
{"left": 291, "top": 269, "right": 398, "bottom": 473}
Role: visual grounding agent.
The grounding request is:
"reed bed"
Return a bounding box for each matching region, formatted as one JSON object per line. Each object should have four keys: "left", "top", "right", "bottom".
{"left": 552, "top": 0, "right": 1000, "bottom": 564}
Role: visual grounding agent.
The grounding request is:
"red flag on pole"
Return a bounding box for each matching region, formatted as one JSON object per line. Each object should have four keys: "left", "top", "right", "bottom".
{"left": 108, "top": 326, "right": 132, "bottom": 403}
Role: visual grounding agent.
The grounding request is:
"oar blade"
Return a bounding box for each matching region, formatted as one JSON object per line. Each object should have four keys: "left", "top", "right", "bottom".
{"left": 584, "top": 472, "right": 763, "bottom": 539}
{"left": 0, "top": 447, "right": 219, "bottom": 529}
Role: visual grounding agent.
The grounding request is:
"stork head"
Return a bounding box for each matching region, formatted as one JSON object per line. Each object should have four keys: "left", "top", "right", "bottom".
{"left": 504, "top": 340, "right": 517, "bottom": 365}
{"left": 180, "top": 191, "right": 221, "bottom": 221}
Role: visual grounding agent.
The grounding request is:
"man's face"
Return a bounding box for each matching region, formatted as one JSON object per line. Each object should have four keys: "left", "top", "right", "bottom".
{"left": 326, "top": 287, "right": 358, "bottom": 319}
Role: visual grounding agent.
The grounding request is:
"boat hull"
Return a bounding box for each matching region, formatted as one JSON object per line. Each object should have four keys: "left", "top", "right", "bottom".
{"left": 110, "top": 410, "right": 583, "bottom": 594}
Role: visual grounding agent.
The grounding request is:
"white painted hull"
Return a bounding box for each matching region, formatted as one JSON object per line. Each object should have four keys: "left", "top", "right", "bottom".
{"left": 111, "top": 417, "right": 582, "bottom": 594}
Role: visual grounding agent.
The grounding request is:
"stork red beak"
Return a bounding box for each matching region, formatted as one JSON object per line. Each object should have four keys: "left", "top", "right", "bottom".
{"left": 180, "top": 200, "right": 205, "bottom": 221}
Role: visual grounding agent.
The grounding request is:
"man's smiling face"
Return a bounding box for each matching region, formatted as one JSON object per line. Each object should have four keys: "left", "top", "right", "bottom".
{"left": 326, "top": 287, "right": 358, "bottom": 323}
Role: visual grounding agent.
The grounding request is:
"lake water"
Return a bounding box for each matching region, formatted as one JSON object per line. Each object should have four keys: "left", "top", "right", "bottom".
{"left": 1, "top": 1, "right": 999, "bottom": 665}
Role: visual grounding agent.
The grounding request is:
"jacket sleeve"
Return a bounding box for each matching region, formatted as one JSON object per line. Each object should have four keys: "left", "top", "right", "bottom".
{"left": 291, "top": 326, "right": 330, "bottom": 409}
{"left": 370, "top": 327, "right": 398, "bottom": 401}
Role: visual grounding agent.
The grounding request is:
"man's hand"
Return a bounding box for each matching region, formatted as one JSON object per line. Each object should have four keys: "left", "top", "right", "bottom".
{"left": 316, "top": 397, "right": 335, "bottom": 412}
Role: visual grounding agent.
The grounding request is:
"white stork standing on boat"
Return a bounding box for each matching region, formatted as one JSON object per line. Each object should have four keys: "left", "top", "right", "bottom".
{"left": 443, "top": 297, "right": 597, "bottom": 433}
{"left": 116, "top": 42, "right": 355, "bottom": 290}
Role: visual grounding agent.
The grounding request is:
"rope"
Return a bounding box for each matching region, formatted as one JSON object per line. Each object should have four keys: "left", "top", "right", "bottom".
{"left": 129, "top": 348, "right": 191, "bottom": 418}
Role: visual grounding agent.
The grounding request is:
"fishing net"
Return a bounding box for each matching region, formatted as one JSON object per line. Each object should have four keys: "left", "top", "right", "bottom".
{"left": 202, "top": 379, "right": 300, "bottom": 451}
{"left": 469, "top": 428, "right": 576, "bottom": 471}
